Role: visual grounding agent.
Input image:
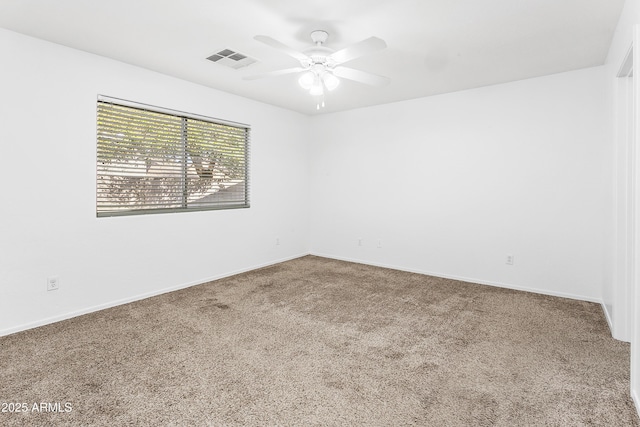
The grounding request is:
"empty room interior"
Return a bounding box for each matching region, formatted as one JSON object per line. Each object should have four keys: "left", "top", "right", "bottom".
{"left": 3, "top": 0, "right": 640, "bottom": 425}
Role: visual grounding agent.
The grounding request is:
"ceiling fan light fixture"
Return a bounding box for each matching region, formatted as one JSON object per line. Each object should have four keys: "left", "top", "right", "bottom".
{"left": 322, "top": 72, "right": 340, "bottom": 91}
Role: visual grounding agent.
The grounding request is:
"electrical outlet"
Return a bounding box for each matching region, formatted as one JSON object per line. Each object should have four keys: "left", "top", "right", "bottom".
{"left": 276, "top": 237, "right": 280, "bottom": 246}
{"left": 358, "top": 238, "right": 363, "bottom": 247}
{"left": 377, "top": 239, "right": 383, "bottom": 248}
{"left": 506, "top": 255, "right": 514, "bottom": 265}
{"left": 47, "top": 277, "right": 59, "bottom": 291}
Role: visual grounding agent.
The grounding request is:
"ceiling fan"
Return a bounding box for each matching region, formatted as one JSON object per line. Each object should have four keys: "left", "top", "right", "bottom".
{"left": 244, "top": 30, "right": 390, "bottom": 109}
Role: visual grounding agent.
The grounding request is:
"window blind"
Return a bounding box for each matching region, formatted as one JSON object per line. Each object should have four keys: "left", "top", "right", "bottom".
{"left": 96, "top": 97, "right": 250, "bottom": 217}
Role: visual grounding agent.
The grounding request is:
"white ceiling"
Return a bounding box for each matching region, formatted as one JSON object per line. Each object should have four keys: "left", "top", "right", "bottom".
{"left": 0, "top": 0, "right": 626, "bottom": 115}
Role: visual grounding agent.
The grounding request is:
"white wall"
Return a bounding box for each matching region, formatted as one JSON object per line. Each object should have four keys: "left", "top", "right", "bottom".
{"left": 0, "top": 28, "right": 310, "bottom": 336}
{"left": 309, "top": 66, "right": 609, "bottom": 302}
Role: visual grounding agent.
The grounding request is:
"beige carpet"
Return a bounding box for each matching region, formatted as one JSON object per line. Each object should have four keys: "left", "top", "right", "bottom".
{"left": 0, "top": 255, "right": 638, "bottom": 426}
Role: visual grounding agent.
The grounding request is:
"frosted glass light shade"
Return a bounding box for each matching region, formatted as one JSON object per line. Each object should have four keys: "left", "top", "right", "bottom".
{"left": 322, "top": 72, "right": 340, "bottom": 91}
{"left": 298, "top": 71, "right": 315, "bottom": 90}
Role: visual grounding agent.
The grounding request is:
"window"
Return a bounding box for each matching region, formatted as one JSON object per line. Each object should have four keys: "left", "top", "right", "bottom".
{"left": 96, "top": 96, "right": 249, "bottom": 217}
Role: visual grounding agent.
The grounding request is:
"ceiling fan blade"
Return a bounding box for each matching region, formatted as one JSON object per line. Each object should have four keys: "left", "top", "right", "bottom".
{"left": 243, "top": 67, "right": 305, "bottom": 80}
{"left": 333, "top": 66, "right": 390, "bottom": 87}
{"left": 254, "top": 35, "right": 311, "bottom": 63}
{"left": 329, "top": 37, "right": 387, "bottom": 64}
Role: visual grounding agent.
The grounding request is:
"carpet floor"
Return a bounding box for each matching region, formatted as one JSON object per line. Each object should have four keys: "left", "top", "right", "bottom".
{"left": 0, "top": 255, "right": 638, "bottom": 426}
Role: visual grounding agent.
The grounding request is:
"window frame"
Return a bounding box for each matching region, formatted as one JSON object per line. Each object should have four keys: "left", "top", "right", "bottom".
{"left": 96, "top": 95, "right": 250, "bottom": 218}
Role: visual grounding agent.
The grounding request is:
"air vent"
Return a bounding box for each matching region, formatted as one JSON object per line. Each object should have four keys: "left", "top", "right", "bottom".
{"left": 207, "top": 48, "right": 257, "bottom": 69}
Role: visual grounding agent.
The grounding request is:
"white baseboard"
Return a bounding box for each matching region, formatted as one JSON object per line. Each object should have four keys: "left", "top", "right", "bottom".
{"left": 0, "top": 253, "right": 308, "bottom": 337}
{"left": 2, "top": 252, "right": 605, "bottom": 337}
{"left": 309, "top": 252, "right": 603, "bottom": 304}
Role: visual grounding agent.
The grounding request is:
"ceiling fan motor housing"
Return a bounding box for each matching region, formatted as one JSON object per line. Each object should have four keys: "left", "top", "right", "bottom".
{"left": 302, "top": 30, "right": 335, "bottom": 69}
